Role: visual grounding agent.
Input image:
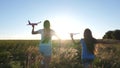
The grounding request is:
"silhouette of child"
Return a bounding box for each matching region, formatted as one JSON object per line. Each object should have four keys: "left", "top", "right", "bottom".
{"left": 70, "top": 28, "right": 120, "bottom": 68}
{"left": 32, "top": 20, "right": 60, "bottom": 68}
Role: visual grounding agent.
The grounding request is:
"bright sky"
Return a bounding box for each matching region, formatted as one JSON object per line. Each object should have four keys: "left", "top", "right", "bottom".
{"left": 0, "top": 0, "right": 120, "bottom": 40}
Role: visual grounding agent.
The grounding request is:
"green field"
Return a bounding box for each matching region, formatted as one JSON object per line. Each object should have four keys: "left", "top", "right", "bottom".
{"left": 0, "top": 40, "right": 120, "bottom": 68}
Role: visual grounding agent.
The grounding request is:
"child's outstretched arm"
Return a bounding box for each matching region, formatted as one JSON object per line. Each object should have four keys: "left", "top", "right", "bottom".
{"left": 70, "top": 33, "right": 80, "bottom": 45}
{"left": 97, "top": 39, "right": 120, "bottom": 44}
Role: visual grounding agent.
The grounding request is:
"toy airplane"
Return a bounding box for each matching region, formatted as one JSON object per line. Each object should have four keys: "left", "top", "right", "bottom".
{"left": 27, "top": 20, "right": 41, "bottom": 26}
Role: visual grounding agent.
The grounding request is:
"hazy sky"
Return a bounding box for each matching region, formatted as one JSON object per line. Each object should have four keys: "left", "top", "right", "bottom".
{"left": 0, "top": 0, "right": 120, "bottom": 40}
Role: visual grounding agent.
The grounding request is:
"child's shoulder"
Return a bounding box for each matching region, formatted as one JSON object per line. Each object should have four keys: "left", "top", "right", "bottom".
{"left": 80, "top": 38, "right": 84, "bottom": 41}
{"left": 80, "top": 38, "right": 84, "bottom": 43}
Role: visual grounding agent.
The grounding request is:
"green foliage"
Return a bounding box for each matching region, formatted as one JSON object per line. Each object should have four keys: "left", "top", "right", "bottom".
{"left": 103, "top": 29, "right": 120, "bottom": 40}
{"left": 103, "top": 31, "right": 113, "bottom": 39}
{"left": 113, "top": 30, "right": 120, "bottom": 40}
{"left": 0, "top": 40, "right": 39, "bottom": 68}
{"left": 0, "top": 40, "right": 120, "bottom": 68}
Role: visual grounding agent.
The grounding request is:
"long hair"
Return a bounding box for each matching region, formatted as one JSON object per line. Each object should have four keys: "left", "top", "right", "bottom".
{"left": 42, "top": 20, "right": 51, "bottom": 43}
{"left": 84, "top": 28, "right": 97, "bottom": 54}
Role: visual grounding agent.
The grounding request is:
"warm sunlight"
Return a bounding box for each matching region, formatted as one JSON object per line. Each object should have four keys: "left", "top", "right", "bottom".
{"left": 50, "top": 15, "right": 82, "bottom": 40}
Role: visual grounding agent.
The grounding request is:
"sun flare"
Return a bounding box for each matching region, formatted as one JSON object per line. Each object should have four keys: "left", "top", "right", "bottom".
{"left": 51, "top": 15, "right": 81, "bottom": 40}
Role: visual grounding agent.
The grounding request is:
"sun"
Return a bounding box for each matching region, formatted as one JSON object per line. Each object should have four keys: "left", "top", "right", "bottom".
{"left": 50, "top": 15, "right": 80, "bottom": 40}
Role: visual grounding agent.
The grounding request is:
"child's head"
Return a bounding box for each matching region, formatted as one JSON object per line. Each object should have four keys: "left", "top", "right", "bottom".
{"left": 44, "top": 20, "right": 50, "bottom": 29}
{"left": 84, "top": 28, "right": 92, "bottom": 39}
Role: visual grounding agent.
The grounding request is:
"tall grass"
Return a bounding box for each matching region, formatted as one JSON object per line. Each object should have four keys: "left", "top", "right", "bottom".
{"left": 0, "top": 40, "right": 120, "bottom": 68}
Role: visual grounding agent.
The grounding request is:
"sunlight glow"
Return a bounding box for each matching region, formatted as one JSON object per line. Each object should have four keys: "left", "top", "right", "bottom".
{"left": 50, "top": 15, "right": 82, "bottom": 40}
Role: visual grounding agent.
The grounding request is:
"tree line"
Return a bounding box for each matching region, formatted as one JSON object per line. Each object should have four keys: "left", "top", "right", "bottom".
{"left": 103, "top": 29, "right": 120, "bottom": 40}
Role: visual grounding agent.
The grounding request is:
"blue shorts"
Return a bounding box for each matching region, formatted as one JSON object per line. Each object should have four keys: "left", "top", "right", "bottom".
{"left": 39, "top": 44, "right": 52, "bottom": 57}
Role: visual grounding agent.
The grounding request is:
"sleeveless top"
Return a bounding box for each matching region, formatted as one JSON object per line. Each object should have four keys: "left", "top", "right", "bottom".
{"left": 38, "top": 29, "right": 56, "bottom": 45}
{"left": 80, "top": 39, "right": 95, "bottom": 60}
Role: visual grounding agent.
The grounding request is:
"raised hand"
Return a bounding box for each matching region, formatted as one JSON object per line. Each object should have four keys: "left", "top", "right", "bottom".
{"left": 32, "top": 25, "right": 35, "bottom": 28}
{"left": 70, "top": 33, "right": 73, "bottom": 38}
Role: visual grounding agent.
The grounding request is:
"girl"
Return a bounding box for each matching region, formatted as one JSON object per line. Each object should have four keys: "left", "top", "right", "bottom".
{"left": 32, "top": 20, "right": 60, "bottom": 68}
{"left": 70, "top": 28, "right": 120, "bottom": 68}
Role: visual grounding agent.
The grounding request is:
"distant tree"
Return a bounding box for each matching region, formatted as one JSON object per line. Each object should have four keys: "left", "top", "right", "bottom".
{"left": 103, "top": 31, "right": 113, "bottom": 39}
{"left": 113, "top": 30, "right": 120, "bottom": 40}
{"left": 103, "top": 29, "right": 120, "bottom": 40}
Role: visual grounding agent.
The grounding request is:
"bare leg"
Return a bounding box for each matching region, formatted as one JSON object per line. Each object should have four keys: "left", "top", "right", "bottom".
{"left": 83, "top": 63, "right": 89, "bottom": 68}
{"left": 44, "top": 56, "right": 51, "bottom": 68}
{"left": 88, "top": 62, "right": 94, "bottom": 68}
{"left": 89, "top": 64, "right": 93, "bottom": 68}
{"left": 40, "top": 58, "right": 45, "bottom": 68}
{"left": 83, "top": 63, "right": 94, "bottom": 68}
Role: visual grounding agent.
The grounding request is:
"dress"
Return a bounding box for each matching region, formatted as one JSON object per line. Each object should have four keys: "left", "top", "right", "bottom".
{"left": 80, "top": 39, "right": 95, "bottom": 63}
{"left": 38, "top": 29, "right": 55, "bottom": 57}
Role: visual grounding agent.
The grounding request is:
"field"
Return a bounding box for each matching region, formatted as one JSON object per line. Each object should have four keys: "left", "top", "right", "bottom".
{"left": 0, "top": 40, "right": 120, "bottom": 68}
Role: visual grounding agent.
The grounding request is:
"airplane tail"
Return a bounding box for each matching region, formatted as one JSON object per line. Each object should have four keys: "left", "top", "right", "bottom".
{"left": 28, "top": 20, "right": 30, "bottom": 24}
